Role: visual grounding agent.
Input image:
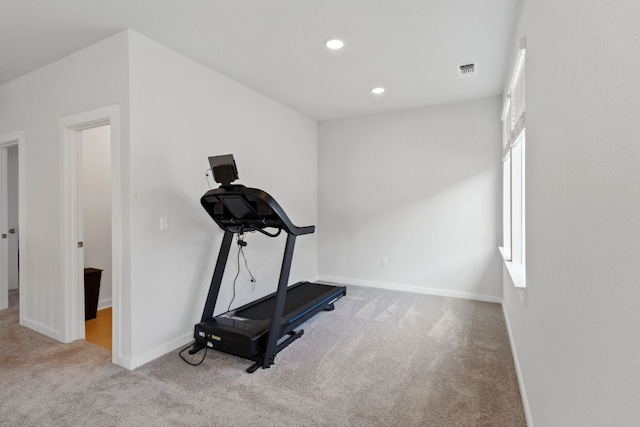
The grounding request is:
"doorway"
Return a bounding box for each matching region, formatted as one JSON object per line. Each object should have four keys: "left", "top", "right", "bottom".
{"left": 0, "top": 132, "right": 24, "bottom": 313}
{"left": 6, "top": 146, "right": 19, "bottom": 307}
{"left": 59, "top": 105, "right": 122, "bottom": 364}
{"left": 81, "top": 125, "right": 112, "bottom": 350}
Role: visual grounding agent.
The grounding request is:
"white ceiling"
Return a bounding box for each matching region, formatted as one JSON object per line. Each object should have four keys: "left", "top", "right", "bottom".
{"left": 0, "top": 0, "right": 521, "bottom": 121}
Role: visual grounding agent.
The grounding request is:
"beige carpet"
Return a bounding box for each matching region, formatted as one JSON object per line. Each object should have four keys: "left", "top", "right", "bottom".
{"left": 8, "top": 289, "right": 19, "bottom": 308}
{"left": 0, "top": 285, "right": 525, "bottom": 426}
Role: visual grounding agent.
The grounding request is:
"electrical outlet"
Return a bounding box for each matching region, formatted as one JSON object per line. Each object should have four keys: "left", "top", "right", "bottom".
{"left": 160, "top": 217, "right": 168, "bottom": 231}
{"left": 381, "top": 257, "right": 388, "bottom": 267}
{"left": 256, "top": 270, "right": 262, "bottom": 281}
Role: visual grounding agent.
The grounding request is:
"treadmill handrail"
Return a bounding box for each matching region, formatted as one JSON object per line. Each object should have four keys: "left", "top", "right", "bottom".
{"left": 201, "top": 185, "right": 315, "bottom": 236}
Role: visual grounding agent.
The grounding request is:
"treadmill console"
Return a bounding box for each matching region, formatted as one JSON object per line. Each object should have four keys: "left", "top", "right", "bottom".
{"left": 201, "top": 156, "right": 315, "bottom": 236}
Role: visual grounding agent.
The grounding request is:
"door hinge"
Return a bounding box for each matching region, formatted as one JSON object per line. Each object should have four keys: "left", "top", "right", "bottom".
{"left": 78, "top": 241, "right": 84, "bottom": 248}
{"left": 1, "top": 234, "right": 6, "bottom": 239}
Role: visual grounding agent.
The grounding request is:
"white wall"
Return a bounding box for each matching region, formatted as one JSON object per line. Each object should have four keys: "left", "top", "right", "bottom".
{"left": 7, "top": 145, "right": 19, "bottom": 290}
{"left": 0, "top": 29, "right": 317, "bottom": 369}
{"left": 127, "top": 32, "right": 318, "bottom": 366}
{"left": 318, "top": 97, "right": 503, "bottom": 301}
{"left": 502, "top": 1, "right": 640, "bottom": 425}
{"left": 0, "top": 31, "right": 130, "bottom": 342}
{"left": 82, "top": 125, "right": 112, "bottom": 308}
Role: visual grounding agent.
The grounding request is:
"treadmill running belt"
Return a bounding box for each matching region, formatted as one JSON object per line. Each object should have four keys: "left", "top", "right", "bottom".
{"left": 237, "top": 282, "right": 337, "bottom": 322}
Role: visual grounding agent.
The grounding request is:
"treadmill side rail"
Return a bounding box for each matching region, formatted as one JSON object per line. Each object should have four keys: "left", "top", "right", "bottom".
{"left": 247, "top": 330, "right": 304, "bottom": 373}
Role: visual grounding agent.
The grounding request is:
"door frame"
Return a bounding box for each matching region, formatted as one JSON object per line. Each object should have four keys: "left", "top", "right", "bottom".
{"left": 59, "top": 105, "right": 122, "bottom": 364}
{"left": 0, "top": 131, "right": 25, "bottom": 312}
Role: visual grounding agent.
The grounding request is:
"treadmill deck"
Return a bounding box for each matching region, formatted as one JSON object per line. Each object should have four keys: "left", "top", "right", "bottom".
{"left": 194, "top": 281, "right": 346, "bottom": 359}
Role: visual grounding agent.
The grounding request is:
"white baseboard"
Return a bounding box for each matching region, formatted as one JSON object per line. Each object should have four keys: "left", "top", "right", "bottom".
{"left": 21, "top": 316, "right": 64, "bottom": 342}
{"left": 318, "top": 275, "right": 502, "bottom": 304}
{"left": 502, "top": 304, "right": 533, "bottom": 426}
{"left": 112, "top": 354, "right": 133, "bottom": 370}
{"left": 97, "top": 299, "right": 112, "bottom": 310}
{"left": 127, "top": 332, "right": 193, "bottom": 370}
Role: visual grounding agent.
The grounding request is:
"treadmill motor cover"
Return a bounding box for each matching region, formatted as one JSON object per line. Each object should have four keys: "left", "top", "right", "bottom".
{"left": 195, "top": 315, "right": 268, "bottom": 359}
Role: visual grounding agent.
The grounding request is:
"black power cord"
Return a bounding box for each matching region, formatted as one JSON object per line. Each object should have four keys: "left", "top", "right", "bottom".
{"left": 239, "top": 241, "right": 256, "bottom": 283}
{"left": 227, "top": 233, "right": 257, "bottom": 311}
{"left": 205, "top": 168, "right": 213, "bottom": 189}
{"left": 179, "top": 342, "right": 208, "bottom": 366}
{"left": 181, "top": 232, "right": 257, "bottom": 367}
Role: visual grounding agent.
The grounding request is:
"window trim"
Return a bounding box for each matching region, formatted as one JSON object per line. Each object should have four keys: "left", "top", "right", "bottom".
{"left": 501, "top": 41, "right": 526, "bottom": 289}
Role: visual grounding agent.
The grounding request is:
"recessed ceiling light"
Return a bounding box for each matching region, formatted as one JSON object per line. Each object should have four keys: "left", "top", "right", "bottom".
{"left": 371, "top": 87, "right": 385, "bottom": 95}
{"left": 325, "top": 38, "right": 344, "bottom": 50}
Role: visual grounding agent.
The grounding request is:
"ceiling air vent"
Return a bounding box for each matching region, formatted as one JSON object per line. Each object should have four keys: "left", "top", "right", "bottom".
{"left": 457, "top": 62, "right": 478, "bottom": 78}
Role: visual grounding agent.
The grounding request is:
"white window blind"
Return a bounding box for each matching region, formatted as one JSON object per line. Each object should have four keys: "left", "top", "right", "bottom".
{"left": 502, "top": 42, "right": 526, "bottom": 160}
{"left": 502, "top": 38, "right": 527, "bottom": 272}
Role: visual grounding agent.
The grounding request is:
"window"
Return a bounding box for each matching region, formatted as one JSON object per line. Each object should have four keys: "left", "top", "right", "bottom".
{"left": 501, "top": 41, "right": 526, "bottom": 287}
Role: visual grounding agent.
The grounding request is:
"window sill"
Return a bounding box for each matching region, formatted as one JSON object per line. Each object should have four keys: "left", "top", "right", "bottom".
{"left": 499, "top": 247, "right": 526, "bottom": 289}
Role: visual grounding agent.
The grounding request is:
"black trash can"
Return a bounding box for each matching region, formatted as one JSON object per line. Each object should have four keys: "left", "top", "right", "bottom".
{"left": 84, "top": 268, "right": 102, "bottom": 321}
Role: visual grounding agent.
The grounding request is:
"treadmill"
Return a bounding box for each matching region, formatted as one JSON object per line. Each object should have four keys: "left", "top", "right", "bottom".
{"left": 188, "top": 154, "right": 346, "bottom": 373}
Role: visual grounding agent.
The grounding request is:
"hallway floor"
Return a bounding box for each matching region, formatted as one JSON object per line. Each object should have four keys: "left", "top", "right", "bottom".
{"left": 85, "top": 307, "right": 112, "bottom": 350}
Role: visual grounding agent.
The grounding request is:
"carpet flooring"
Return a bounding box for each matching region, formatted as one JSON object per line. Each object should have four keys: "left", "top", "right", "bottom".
{"left": 8, "top": 289, "right": 18, "bottom": 309}
{"left": 0, "top": 285, "right": 525, "bottom": 426}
